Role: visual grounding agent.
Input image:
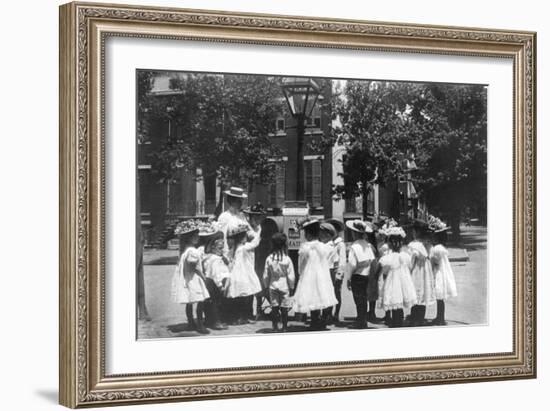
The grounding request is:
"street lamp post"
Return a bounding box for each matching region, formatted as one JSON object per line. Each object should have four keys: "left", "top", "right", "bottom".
{"left": 281, "top": 78, "right": 321, "bottom": 201}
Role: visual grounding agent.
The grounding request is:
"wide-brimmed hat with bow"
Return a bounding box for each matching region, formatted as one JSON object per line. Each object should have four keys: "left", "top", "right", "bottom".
{"left": 226, "top": 223, "right": 250, "bottom": 238}
{"left": 378, "top": 217, "right": 407, "bottom": 238}
{"left": 298, "top": 217, "right": 320, "bottom": 230}
{"left": 198, "top": 220, "right": 223, "bottom": 239}
{"left": 320, "top": 222, "right": 337, "bottom": 238}
{"left": 345, "top": 219, "right": 374, "bottom": 234}
{"left": 427, "top": 214, "right": 450, "bottom": 233}
{"left": 324, "top": 218, "right": 344, "bottom": 233}
{"left": 383, "top": 226, "right": 407, "bottom": 238}
{"left": 174, "top": 219, "right": 201, "bottom": 236}
{"left": 243, "top": 202, "right": 266, "bottom": 215}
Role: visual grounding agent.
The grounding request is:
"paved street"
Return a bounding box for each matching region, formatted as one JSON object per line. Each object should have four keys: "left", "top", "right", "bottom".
{"left": 138, "top": 226, "right": 487, "bottom": 339}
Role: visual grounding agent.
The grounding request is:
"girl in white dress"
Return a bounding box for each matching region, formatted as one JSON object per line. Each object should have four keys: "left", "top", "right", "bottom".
{"left": 171, "top": 220, "right": 211, "bottom": 334}
{"left": 294, "top": 218, "right": 338, "bottom": 330}
{"left": 319, "top": 222, "right": 339, "bottom": 325}
{"left": 377, "top": 223, "right": 393, "bottom": 326}
{"left": 408, "top": 235, "right": 436, "bottom": 326}
{"left": 202, "top": 234, "right": 230, "bottom": 330}
{"left": 263, "top": 233, "right": 295, "bottom": 332}
{"left": 430, "top": 228, "right": 458, "bottom": 325}
{"left": 377, "top": 226, "right": 418, "bottom": 327}
{"left": 226, "top": 223, "right": 262, "bottom": 324}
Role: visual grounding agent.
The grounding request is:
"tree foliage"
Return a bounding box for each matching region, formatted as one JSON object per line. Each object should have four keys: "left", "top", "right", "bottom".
{"left": 411, "top": 83, "right": 487, "bottom": 232}
{"left": 325, "top": 80, "right": 487, "bottom": 234}
{"left": 138, "top": 73, "right": 285, "bottom": 192}
{"left": 322, "top": 80, "right": 412, "bottom": 218}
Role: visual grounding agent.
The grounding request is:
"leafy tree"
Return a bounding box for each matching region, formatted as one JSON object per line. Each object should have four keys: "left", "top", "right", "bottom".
{"left": 324, "top": 80, "right": 487, "bottom": 240}
{"left": 322, "top": 80, "right": 412, "bottom": 220}
{"left": 135, "top": 70, "right": 157, "bottom": 321}
{"left": 141, "top": 73, "right": 285, "bottom": 215}
{"left": 411, "top": 83, "right": 487, "bottom": 238}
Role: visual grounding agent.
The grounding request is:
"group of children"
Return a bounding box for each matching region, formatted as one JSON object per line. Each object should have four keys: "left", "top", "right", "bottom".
{"left": 342, "top": 217, "right": 459, "bottom": 328}
{"left": 170, "top": 186, "right": 458, "bottom": 335}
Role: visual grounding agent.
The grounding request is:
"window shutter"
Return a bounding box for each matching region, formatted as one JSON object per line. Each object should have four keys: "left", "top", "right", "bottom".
{"left": 304, "top": 160, "right": 312, "bottom": 204}
{"left": 312, "top": 159, "right": 322, "bottom": 207}
{"left": 276, "top": 163, "right": 286, "bottom": 207}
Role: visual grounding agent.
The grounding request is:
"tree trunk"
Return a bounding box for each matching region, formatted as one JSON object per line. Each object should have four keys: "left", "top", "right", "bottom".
{"left": 362, "top": 183, "right": 371, "bottom": 221}
{"left": 136, "top": 176, "right": 150, "bottom": 321}
{"left": 202, "top": 167, "right": 218, "bottom": 216}
{"left": 449, "top": 213, "right": 461, "bottom": 243}
{"left": 214, "top": 182, "right": 225, "bottom": 219}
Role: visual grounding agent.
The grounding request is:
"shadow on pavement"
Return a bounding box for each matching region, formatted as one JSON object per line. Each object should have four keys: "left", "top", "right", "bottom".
{"left": 167, "top": 322, "right": 201, "bottom": 337}
{"left": 449, "top": 226, "right": 487, "bottom": 251}
{"left": 146, "top": 256, "right": 179, "bottom": 266}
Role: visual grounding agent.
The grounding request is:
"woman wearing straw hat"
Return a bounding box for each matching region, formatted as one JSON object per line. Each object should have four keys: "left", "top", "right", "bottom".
{"left": 171, "top": 219, "right": 211, "bottom": 334}
{"left": 345, "top": 219, "right": 377, "bottom": 329}
{"left": 217, "top": 186, "right": 250, "bottom": 254}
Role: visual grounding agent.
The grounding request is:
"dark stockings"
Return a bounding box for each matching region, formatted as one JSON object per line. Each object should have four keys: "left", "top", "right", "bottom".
{"left": 390, "top": 309, "right": 404, "bottom": 328}
{"left": 367, "top": 300, "right": 380, "bottom": 322}
{"left": 435, "top": 299, "right": 447, "bottom": 325}
{"left": 271, "top": 307, "right": 289, "bottom": 332}
{"left": 186, "top": 303, "right": 209, "bottom": 334}
{"left": 410, "top": 305, "right": 427, "bottom": 326}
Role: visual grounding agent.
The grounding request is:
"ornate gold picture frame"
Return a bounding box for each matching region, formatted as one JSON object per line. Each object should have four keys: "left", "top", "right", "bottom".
{"left": 59, "top": 1, "right": 536, "bottom": 408}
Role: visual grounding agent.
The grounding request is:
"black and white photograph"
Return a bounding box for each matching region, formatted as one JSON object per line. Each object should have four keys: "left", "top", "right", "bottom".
{"left": 136, "top": 70, "right": 487, "bottom": 339}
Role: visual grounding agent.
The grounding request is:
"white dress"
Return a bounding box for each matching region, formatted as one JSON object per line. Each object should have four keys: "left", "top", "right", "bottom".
{"left": 430, "top": 244, "right": 458, "bottom": 300}
{"left": 293, "top": 240, "right": 338, "bottom": 313}
{"left": 226, "top": 228, "right": 262, "bottom": 298}
{"left": 333, "top": 237, "right": 347, "bottom": 280}
{"left": 217, "top": 209, "right": 250, "bottom": 255}
{"left": 408, "top": 241, "right": 436, "bottom": 306}
{"left": 377, "top": 242, "right": 391, "bottom": 302}
{"left": 171, "top": 247, "right": 210, "bottom": 304}
{"left": 203, "top": 254, "right": 230, "bottom": 288}
{"left": 378, "top": 251, "right": 418, "bottom": 311}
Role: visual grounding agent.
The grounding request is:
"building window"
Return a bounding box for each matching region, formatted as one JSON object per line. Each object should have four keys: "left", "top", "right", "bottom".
{"left": 304, "top": 159, "right": 322, "bottom": 208}
{"left": 366, "top": 188, "right": 375, "bottom": 215}
{"left": 305, "top": 116, "right": 321, "bottom": 129}
{"left": 313, "top": 116, "right": 321, "bottom": 129}
{"left": 276, "top": 118, "right": 285, "bottom": 133}
{"left": 268, "top": 162, "right": 286, "bottom": 208}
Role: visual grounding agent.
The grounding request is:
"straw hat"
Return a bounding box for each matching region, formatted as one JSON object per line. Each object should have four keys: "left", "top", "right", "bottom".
{"left": 198, "top": 220, "right": 223, "bottom": 240}
{"left": 384, "top": 226, "right": 407, "bottom": 238}
{"left": 345, "top": 219, "right": 374, "bottom": 234}
{"left": 227, "top": 223, "right": 250, "bottom": 238}
{"left": 298, "top": 217, "right": 320, "bottom": 230}
{"left": 324, "top": 218, "right": 344, "bottom": 233}
{"left": 223, "top": 186, "right": 248, "bottom": 199}
{"left": 243, "top": 202, "right": 266, "bottom": 215}
{"left": 174, "top": 219, "right": 201, "bottom": 236}
{"left": 320, "top": 222, "right": 337, "bottom": 238}
{"left": 427, "top": 214, "right": 450, "bottom": 233}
